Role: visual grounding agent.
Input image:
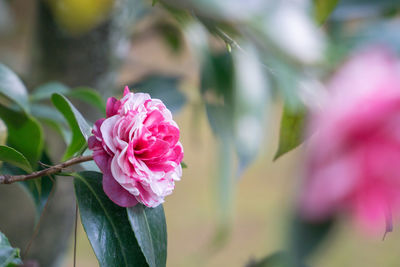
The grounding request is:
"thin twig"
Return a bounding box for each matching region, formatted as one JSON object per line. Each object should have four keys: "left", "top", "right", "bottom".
{"left": 0, "top": 155, "right": 93, "bottom": 184}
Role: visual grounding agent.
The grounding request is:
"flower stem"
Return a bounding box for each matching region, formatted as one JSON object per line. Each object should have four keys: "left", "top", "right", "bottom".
{"left": 0, "top": 155, "right": 94, "bottom": 184}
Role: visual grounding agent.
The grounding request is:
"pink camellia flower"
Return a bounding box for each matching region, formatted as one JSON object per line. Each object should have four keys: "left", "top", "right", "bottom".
{"left": 88, "top": 87, "right": 183, "bottom": 207}
{"left": 300, "top": 47, "right": 400, "bottom": 234}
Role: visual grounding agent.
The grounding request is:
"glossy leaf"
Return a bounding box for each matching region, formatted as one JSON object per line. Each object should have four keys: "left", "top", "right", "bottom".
{"left": 73, "top": 171, "right": 147, "bottom": 267}
{"left": 51, "top": 93, "right": 91, "bottom": 160}
{"left": 0, "top": 231, "right": 22, "bottom": 267}
{"left": 0, "top": 145, "right": 32, "bottom": 173}
{"left": 1, "top": 152, "right": 56, "bottom": 216}
{"left": 130, "top": 75, "right": 186, "bottom": 113}
{"left": 127, "top": 204, "right": 167, "bottom": 267}
{"left": 201, "top": 51, "right": 235, "bottom": 139}
{"left": 20, "top": 152, "right": 56, "bottom": 216}
{"left": 0, "top": 106, "right": 44, "bottom": 167}
{"left": 0, "top": 64, "right": 29, "bottom": 112}
{"left": 274, "top": 105, "right": 306, "bottom": 160}
{"left": 67, "top": 87, "right": 106, "bottom": 114}
{"left": 314, "top": 0, "right": 339, "bottom": 25}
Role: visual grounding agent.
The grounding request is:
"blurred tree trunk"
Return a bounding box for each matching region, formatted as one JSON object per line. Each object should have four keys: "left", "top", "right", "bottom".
{"left": 31, "top": 1, "right": 129, "bottom": 94}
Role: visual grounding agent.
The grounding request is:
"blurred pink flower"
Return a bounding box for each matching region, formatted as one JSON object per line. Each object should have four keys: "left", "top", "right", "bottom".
{"left": 300, "top": 47, "right": 400, "bottom": 234}
{"left": 88, "top": 87, "right": 183, "bottom": 207}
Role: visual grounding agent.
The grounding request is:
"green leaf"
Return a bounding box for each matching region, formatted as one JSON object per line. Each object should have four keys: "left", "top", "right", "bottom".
{"left": 21, "top": 177, "right": 55, "bottom": 218}
{"left": 127, "top": 204, "right": 167, "bottom": 267}
{"left": 30, "top": 82, "right": 70, "bottom": 102}
{"left": 181, "top": 162, "right": 187, "bottom": 169}
{"left": 51, "top": 93, "right": 91, "bottom": 160}
{"left": 130, "top": 75, "right": 186, "bottom": 114}
{"left": 288, "top": 215, "right": 333, "bottom": 265}
{"left": 0, "top": 106, "right": 44, "bottom": 167}
{"left": 73, "top": 171, "right": 147, "bottom": 267}
{"left": 20, "top": 152, "right": 56, "bottom": 216}
{"left": 0, "top": 64, "right": 29, "bottom": 112}
{"left": 0, "top": 231, "right": 22, "bottom": 267}
{"left": 274, "top": 105, "right": 306, "bottom": 161}
{"left": 67, "top": 87, "right": 106, "bottom": 114}
{"left": 0, "top": 145, "right": 32, "bottom": 173}
{"left": 314, "top": 0, "right": 340, "bottom": 25}
{"left": 1, "top": 152, "right": 56, "bottom": 216}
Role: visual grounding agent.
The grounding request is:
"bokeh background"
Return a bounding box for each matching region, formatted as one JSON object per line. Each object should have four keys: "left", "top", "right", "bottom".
{"left": 1, "top": 0, "right": 400, "bottom": 266}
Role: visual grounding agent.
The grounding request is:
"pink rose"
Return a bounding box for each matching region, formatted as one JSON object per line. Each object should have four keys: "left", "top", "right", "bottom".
{"left": 88, "top": 87, "right": 183, "bottom": 207}
{"left": 300, "top": 47, "right": 400, "bottom": 234}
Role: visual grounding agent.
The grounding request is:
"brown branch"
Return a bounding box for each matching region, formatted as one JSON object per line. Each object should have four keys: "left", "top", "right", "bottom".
{"left": 0, "top": 155, "right": 94, "bottom": 184}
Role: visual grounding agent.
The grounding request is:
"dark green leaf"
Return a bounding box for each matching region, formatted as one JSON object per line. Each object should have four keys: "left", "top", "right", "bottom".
{"left": 0, "top": 145, "right": 32, "bottom": 173}
{"left": 0, "top": 231, "right": 22, "bottom": 267}
{"left": 130, "top": 75, "right": 186, "bottom": 113}
{"left": 51, "top": 93, "right": 91, "bottom": 160}
{"left": 288, "top": 214, "right": 333, "bottom": 265}
{"left": 201, "top": 51, "right": 234, "bottom": 103}
{"left": 314, "top": 0, "right": 340, "bottom": 25}
{"left": 0, "top": 64, "right": 29, "bottom": 112}
{"left": 181, "top": 162, "right": 187, "bottom": 169}
{"left": 0, "top": 106, "right": 44, "bottom": 167}
{"left": 68, "top": 87, "right": 106, "bottom": 114}
{"left": 20, "top": 152, "right": 56, "bottom": 216}
{"left": 30, "top": 82, "right": 70, "bottom": 102}
{"left": 1, "top": 152, "right": 56, "bottom": 216}
{"left": 127, "top": 204, "right": 167, "bottom": 267}
{"left": 201, "top": 51, "right": 235, "bottom": 139}
{"left": 73, "top": 171, "right": 147, "bottom": 267}
{"left": 274, "top": 105, "right": 306, "bottom": 160}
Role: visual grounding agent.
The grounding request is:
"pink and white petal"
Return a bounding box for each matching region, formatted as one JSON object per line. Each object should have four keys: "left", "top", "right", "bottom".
{"left": 100, "top": 115, "right": 120, "bottom": 153}
{"left": 136, "top": 183, "right": 164, "bottom": 208}
{"left": 103, "top": 166, "right": 138, "bottom": 207}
